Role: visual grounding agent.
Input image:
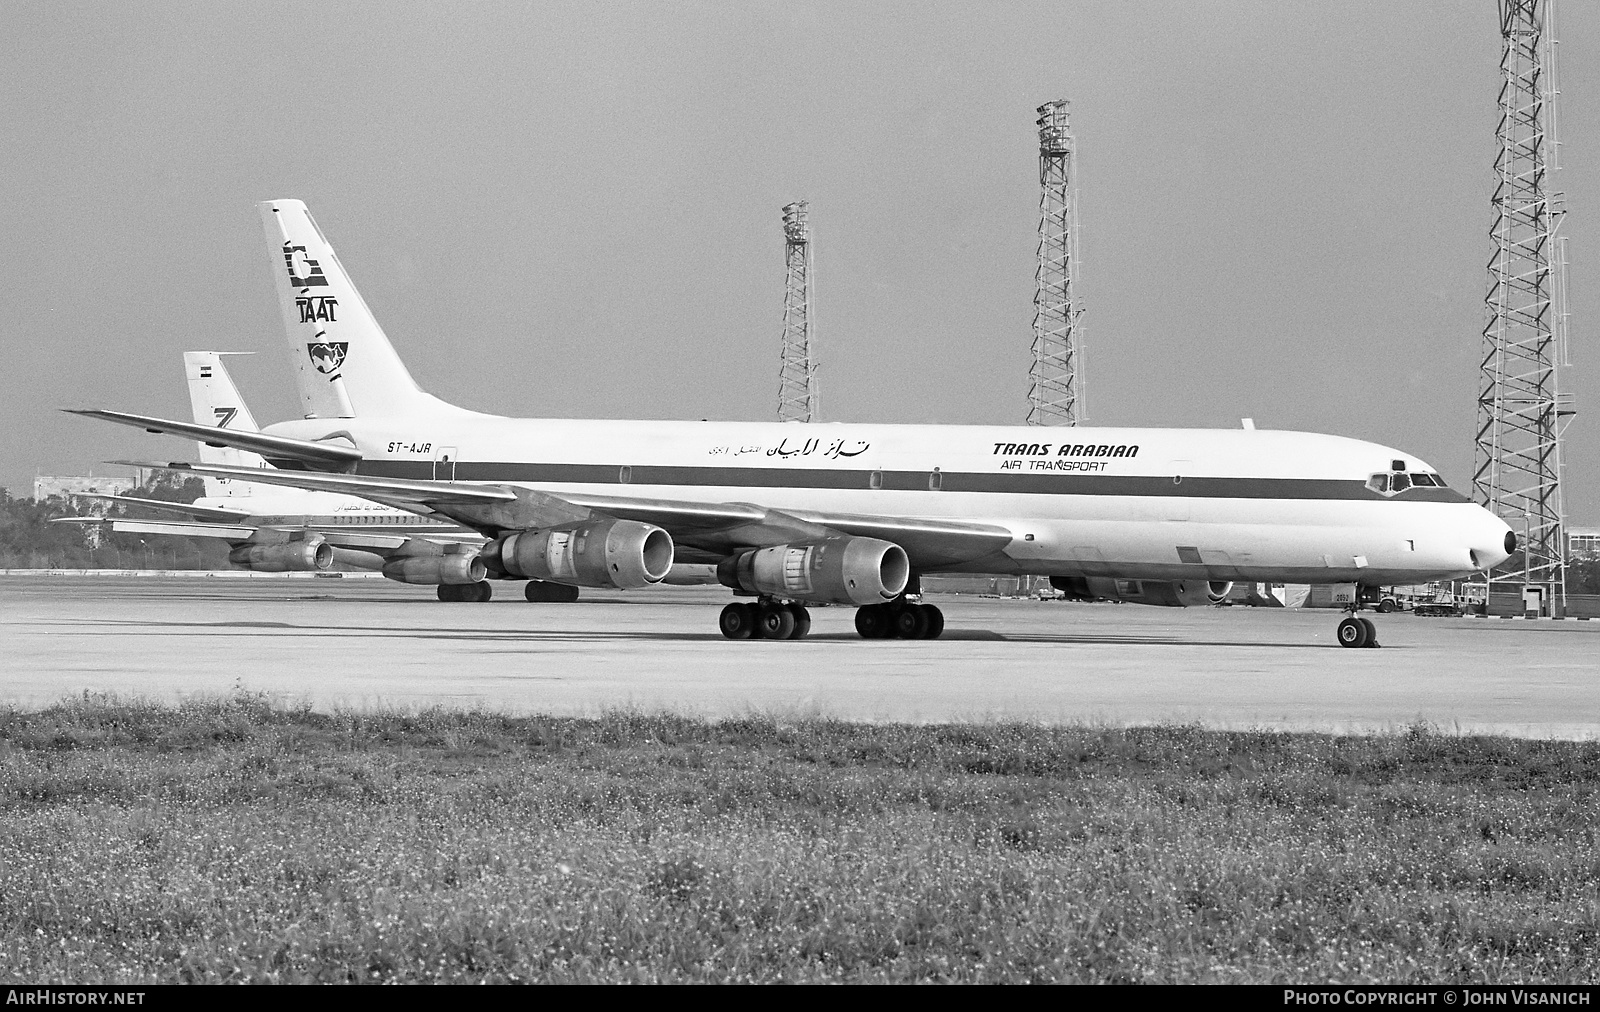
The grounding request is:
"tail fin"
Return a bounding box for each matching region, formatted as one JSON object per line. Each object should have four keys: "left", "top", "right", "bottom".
{"left": 259, "top": 200, "right": 435, "bottom": 419}
{"left": 183, "top": 352, "right": 268, "bottom": 498}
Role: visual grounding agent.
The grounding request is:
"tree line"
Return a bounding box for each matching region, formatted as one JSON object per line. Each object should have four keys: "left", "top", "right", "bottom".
{"left": 0, "top": 476, "right": 231, "bottom": 570}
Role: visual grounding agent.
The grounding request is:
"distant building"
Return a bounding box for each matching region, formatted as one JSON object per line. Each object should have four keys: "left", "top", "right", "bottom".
{"left": 32, "top": 473, "right": 139, "bottom": 509}
{"left": 1571, "top": 526, "right": 1600, "bottom": 560}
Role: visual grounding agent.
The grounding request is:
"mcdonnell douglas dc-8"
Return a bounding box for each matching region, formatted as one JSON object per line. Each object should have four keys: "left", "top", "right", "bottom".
{"left": 72, "top": 199, "right": 1515, "bottom": 647}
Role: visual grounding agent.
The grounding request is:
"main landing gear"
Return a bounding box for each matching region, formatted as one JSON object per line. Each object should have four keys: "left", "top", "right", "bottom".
{"left": 855, "top": 599, "right": 944, "bottom": 640}
{"left": 719, "top": 600, "right": 812, "bottom": 640}
{"left": 1336, "top": 613, "right": 1381, "bottom": 649}
{"left": 524, "top": 580, "right": 580, "bottom": 603}
{"left": 437, "top": 581, "right": 492, "bottom": 603}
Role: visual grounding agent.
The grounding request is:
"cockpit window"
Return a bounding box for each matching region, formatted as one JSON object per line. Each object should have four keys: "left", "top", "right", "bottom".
{"left": 1368, "top": 469, "right": 1446, "bottom": 496}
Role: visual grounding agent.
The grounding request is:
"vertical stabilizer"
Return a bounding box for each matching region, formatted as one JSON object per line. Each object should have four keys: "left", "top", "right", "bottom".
{"left": 183, "top": 352, "right": 268, "bottom": 498}
{"left": 259, "top": 200, "right": 433, "bottom": 419}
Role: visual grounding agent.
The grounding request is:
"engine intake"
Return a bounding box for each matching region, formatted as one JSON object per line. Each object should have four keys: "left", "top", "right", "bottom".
{"left": 717, "top": 536, "right": 909, "bottom": 606}
{"left": 381, "top": 554, "right": 487, "bottom": 586}
{"left": 1049, "top": 576, "right": 1232, "bottom": 607}
{"left": 485, "top": 519, "right": 674, "bottom": 590}
{"left": 229, "top": 539, "right": 333, "bottom": 573}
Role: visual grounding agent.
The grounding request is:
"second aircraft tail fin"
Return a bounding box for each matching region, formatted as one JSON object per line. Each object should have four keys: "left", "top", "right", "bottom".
{"left": 183, "top": 351, "right": 268, "bottom": 498}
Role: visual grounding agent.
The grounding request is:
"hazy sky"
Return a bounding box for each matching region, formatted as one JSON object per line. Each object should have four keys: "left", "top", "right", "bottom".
{"left": 5, "top": 1, "right": 1598, "bottom": 519}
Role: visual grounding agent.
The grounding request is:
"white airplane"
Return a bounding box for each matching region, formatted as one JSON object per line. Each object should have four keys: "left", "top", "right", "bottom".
{"left": 68, "top": 352, "right": 498, "bottom": 599}
{"left": 72, "top": 199, "right": 1516, "bottom": 647}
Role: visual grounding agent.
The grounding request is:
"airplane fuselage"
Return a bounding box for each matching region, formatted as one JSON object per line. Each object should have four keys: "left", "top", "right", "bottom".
{"left": 266, "top": 413, "right": 1513, "bottom": 587}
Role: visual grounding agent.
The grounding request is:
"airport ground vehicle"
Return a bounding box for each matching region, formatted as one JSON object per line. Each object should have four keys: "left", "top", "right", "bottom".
{"left": 1411, "top": 585, "right": 1466, "bottom": 617}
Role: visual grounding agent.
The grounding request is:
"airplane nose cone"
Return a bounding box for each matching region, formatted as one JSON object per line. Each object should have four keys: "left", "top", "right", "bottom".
{"left": 1471, "top": 514, "right": 1516, "bottom": 570}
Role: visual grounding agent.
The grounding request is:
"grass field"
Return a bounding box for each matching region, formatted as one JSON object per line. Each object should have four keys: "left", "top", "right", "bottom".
{"left": 2, "top": 693, "right": 1599, "bottom": 983}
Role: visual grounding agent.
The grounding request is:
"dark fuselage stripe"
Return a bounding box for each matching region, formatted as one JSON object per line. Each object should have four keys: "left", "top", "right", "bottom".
{"left": 357, "top": 461, "right": 1471, "bottom": 503}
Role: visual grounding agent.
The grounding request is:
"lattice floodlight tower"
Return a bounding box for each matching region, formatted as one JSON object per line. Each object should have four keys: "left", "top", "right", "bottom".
{"left": 1027, "top": 99, "right": 1084, "bottom": 426}
{"left": 1474, "top": 0, "right": 1573, "bottom": 613}
{"left": 778, "top": 201, "right": 819, "bottom": 422}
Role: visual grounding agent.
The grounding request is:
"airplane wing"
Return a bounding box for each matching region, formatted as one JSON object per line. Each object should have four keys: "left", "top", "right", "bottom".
{"left": 126, "top": 461, "right": 1014, "bottom": 569}
{"left": 56, "top": 517, "right": 261, "bottom": 542}
{"left": 65, "top": 409, "right": 362, "bottom": 471}
{"left": 54, "top": 516, "right": 466, "bottom": 560}
{"left": 70, "top": 492, "right": 254, "bottom": 524}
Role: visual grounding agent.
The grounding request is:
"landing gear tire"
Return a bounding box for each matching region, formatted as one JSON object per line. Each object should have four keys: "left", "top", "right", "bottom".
{"left": 437, "top": 584, "right": 460, "bottom": 602}
{"left": 525, "top": 581, "right": 580, "bottom": 603}
{"left": 1337, "top": 616, "right": 1370, "bottom": 649}
{"left": 787, "top": 603, "right": 812, "bottom": 639}
{"left": 855, "top": 605, "right": 892, "bottom": 639}
{"left": 922, "top": 604, "right": 945, "bottom": 639}
{"left": 1359, "top": 617, "right": 1380, "bottom": 648}
{"left": 893, "top": 604, "right": 931, "bottom": 640}
{"left": 469, "top": 581, "right": 492, "bottom": 603}
{"left": 755, "top": 603, "right": 797, "bottom": 640}
{"left": 720, "top": 602, "right": 756, "bottom": 639}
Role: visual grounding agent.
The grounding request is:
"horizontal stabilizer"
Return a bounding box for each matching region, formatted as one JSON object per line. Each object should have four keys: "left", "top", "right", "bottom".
{"left": 66, "top": 409, "right": 362, "bottom": 470}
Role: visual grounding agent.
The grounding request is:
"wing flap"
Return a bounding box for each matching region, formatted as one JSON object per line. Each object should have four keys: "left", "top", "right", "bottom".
{"left": 115, "top": 461, "right": 515, "bottom": 506}
{"left": 101, "top": 519, "right": 258, "bottom": 541}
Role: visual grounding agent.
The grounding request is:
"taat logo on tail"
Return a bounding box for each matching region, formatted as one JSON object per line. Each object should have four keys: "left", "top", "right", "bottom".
{"left": 213, "top": 407, "right": 238, "bottom": 428}
{"left": 306, "top": 342, "right": 348, "bottom": 375}
{"left": 283, "top": 244, "right": 330, "bottom": 288}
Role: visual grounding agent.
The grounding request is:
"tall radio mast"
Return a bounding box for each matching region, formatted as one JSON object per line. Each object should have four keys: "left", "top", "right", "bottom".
{"left": 1474, "top": 0, "right": 1573, "bottom": 614}
{"left": 778, "top": 201, "right": 819, "bottom": 422}
{"left": 1027, "top": 99, "right": 1084, "bottom": 426}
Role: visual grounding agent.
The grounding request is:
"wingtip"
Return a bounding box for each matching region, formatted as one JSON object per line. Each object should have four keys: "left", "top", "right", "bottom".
{"left": 105, "top": 459, "right": 192, "bottom": 470}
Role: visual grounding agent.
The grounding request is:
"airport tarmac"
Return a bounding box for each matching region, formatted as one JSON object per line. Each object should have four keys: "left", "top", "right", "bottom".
{"left": 2, "top": 575, "right": 1597, "bottom": 738}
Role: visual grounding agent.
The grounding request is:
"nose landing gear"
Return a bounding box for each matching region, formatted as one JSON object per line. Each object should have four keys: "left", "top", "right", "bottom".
{"left": 1336, "top": 615, "right": 1380, "bottom": 648}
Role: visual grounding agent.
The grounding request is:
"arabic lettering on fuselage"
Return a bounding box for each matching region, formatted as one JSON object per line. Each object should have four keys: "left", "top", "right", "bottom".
{"left": 709, "top": 439, "right": 872, "bottom": 460}
{"left": 767, "top": 437, "right": 869, "bottom": 460}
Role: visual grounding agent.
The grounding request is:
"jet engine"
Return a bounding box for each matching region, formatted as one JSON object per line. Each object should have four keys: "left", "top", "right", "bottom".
{"left": 717, "top": 536, "right": 909, "bottom": 606}
{"left": 229, "top": 539, "right": 333, "bottom": 573}
{"left": 482, "top": 519, "right": 674, "bottom": 590}
{"left": 381, "top": 554, "right": 488, "bottom": 586}
{"left": 1050, "top": 576, "right": 1232, "bottom": 607}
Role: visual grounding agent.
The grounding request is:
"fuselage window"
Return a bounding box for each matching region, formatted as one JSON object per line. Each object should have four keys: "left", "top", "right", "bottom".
{"left": 1366, "top": 473, "right": 1389, "bottom": 494}
{"left": 1430, "top": 473, "right": 1447, "bottom": 487}
{"left": 1410, "top": 473, "right": 1437, "bottom": 487}
{"left": 1390, "top": 473, "right": 1411, "bottom": 492}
